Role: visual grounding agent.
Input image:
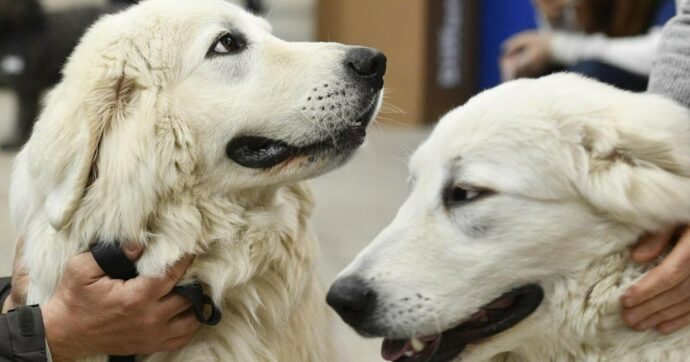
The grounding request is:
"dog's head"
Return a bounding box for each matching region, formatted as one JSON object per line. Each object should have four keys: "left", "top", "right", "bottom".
{"left": 15, "top": 0, "right": 384, "bottom": 234}
{"left": 327, "top": 74, "right": 690, "bottom": 361}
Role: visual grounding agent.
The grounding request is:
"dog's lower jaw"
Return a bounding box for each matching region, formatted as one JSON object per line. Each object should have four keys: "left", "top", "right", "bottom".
{"left": 462, "top": 248, "right": 688, "bottom": 362}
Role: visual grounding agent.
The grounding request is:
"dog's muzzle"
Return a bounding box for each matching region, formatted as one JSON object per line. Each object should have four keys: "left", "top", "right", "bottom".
{"left": 225, "top": 47, "right": 386, "bottom": 170}
{"left": 225, "top": 99, "right": 377, "bottom": 169}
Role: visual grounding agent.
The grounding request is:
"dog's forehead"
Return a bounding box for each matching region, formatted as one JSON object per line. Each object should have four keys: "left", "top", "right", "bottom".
{"left": 133, "top": 0, "right": 260, "bottom": 30}
{"left": 73, "top": 0, "right": 270, "bottom": 86}
{"left": 415, "top": 74, "right": 603, "bottom": 166}
{"left": 410, "top": 99, "right": 545, "bottom": 178}
{"left": 410, "top": 75, "right": 603, "bottom": 195}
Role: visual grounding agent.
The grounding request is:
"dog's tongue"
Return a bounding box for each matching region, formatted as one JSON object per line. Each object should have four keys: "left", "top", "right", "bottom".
{"left": 381, "top": 339, "right": 411, "bottom": 361}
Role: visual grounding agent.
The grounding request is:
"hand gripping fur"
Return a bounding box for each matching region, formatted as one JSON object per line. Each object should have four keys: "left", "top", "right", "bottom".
{"left": 89, "top": 243, "right": 222, "bottom": 362}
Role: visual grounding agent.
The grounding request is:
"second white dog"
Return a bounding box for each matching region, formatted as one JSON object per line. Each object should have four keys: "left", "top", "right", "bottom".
{"left": 329, "top": 74, "right": 690, "bottom": 361}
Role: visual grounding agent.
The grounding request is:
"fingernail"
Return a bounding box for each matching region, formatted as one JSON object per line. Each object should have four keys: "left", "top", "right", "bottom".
{"left": 123, "top": 243, "right": 142, "bottom": 253}
{"left": 635, "top": 321, "right": 651, "bottom": 331}
{"left": 637, "top": 242, "right": 656, "bottom": 253}
{"left": 624, "top": 311, "right": 638, "bottom": 325}
{"left": 622, "top": 296, "right": 635, "bottom": 308}
{"left": 633, "top": 323, "right": 649, "bottom": 332}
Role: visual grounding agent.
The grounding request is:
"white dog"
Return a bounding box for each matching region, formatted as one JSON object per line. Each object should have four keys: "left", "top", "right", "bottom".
{"left": 328, "top": 74, "right": 690, "bottom": 361}
{"left": 10, "top": 0, "right": 385, "bottom": 361}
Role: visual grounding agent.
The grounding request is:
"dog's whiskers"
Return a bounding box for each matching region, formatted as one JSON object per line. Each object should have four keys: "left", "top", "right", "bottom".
{"left": 425, "top": 309, "right": 444, "bottom": 362}
{"left": 300, "top": 109, "right": 338, "bottom": 146}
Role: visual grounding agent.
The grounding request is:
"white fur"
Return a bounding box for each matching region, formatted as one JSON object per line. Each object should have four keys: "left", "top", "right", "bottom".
{"left": 10, "top": 0, "right": 382, "bottom": 361}
{"left": 336, "top": 74, "right": 690, "bottom": 361}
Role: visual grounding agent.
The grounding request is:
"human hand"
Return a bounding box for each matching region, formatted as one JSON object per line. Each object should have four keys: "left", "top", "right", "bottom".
{"left": 500, "top": 31, "right": 553, "bottom": 81}
{"left": 2, "top": 238, "right": 28, "bottom": 313}
{"left": 622, "top": 226, "right": 690, "bottom": 335}
{"left": 41, "top": 247, "right": 199, "bottom": 361}
{"left": 532, "top": 0, "right": 572, "bottom": 25}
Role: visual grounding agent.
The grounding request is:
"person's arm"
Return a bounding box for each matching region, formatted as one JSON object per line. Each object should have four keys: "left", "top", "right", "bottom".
{"left": 648, "top": 0, "right": 690, "bottom": 107}
{"left": 0, "top": 277, "right": 10, "bottom": 311}
{"left": 549, "top": 29, "right": 663, "bottom": 76}
{"left": 620, "top": 1, "right": 690, "bottom": 335}
{"left": 500, "top": 28, "right": 662, "bottom": 81}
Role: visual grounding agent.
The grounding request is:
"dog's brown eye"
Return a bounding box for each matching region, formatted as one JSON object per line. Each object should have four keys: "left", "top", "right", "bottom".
{"left": 210, "top": 32, "right": 247, "bottom": 56}
{"left": 443, "top": 185, "right": 491, "bottom": 208}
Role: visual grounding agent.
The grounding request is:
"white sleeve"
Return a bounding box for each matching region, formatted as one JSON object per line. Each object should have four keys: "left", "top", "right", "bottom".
{"left": 549, "top": 28, "right": 663, "bottom": 76}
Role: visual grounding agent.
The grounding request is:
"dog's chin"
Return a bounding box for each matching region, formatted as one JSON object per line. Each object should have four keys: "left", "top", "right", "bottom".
{"left": 226, "top": 95, "right": 379, "bottom": 170}
{"left": 380, "top": 284, "right": 544, "bottom": 362}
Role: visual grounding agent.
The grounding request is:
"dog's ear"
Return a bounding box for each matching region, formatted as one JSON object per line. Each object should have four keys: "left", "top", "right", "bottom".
{"left": 27, "top": 60, "right": 137, "bottom": 231}
{"left": 575, "top": 94, "right": 690, "bottom": 230}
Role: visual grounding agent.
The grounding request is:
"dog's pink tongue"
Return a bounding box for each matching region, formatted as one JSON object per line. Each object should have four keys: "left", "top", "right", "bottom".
{"left": 381, "top": 339, "right": 411, "bottom": 361}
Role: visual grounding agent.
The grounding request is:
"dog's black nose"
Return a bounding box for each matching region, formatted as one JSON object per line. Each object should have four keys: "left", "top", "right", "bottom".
{"left": 327, "top": 276, "right": 377, "bottom": 329}
{"left": 345, "top": 47, "right": 387, "bottom": 89}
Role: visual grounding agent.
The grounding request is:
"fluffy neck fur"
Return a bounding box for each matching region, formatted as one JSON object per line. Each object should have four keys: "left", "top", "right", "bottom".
{"left": 491, "top": 242, "right": 690, "bottom": 361}
{"left": 146, "top": 183, "right": 334, "bottom": 362}
{"left": 21, "top": 177, "right": 333, "bottom": 362}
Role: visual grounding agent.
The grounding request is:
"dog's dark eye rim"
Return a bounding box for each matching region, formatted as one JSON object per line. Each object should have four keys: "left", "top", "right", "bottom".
{"left": 207, "top": 31, "right": 248, "bottom": 57}
{"left": 443, "top": 184, "right": 494, "bottom": 208}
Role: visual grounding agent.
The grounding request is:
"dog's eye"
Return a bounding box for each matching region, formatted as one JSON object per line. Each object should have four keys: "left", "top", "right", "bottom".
{"left": 209, "top": 32, "right": 247, "bottom": 56}
{"left": 443, "top": 185, "right": 491, "bottom": 208}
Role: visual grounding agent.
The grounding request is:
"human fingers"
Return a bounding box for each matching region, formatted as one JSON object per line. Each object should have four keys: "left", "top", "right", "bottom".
{"left": 632, "top": 297, "right": 690, "bottom": 331}
{"left": 165, "top": 309, "right": 201, "bottom": 340}
{"left": 631, "top": 227, "right": 675, "bottom": 264}
{"left": 623, "top": 277, "right": 690, "bottom": 326}
{"left": 121, "top": 243, "right": 144, "bottom": 262}
{"left": 158, "top": 293, "right": 194, "bottom": 319}
{"left": 131, "top": 255, "right": 194, "bottom": 298}
{"left": 500, "top": 56, "right": 518, "bottom": 82}
{"left": 12, "top": 238, "right": 25, "bottom": 276}
{"left": 657, "top": 309, "right": 690, "bottom": 335}
{"left": 623, "top": 230, "right": 690, "bottom": 308}
{"left": 10, "top": 239, "right": 29, "bottom": 307}
{"left": 502, "top": 32, "right": 536, "bottom": 56}
{"left": 161, "top": 332, "right": 197, "bottom": 352}
{"left": 65, "top": 252, "right": 108, "bottom": 283}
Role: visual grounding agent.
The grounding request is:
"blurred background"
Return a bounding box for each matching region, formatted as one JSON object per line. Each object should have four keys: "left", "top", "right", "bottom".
{"left": 0, "top": 0, "right": 678, "bottom": 360}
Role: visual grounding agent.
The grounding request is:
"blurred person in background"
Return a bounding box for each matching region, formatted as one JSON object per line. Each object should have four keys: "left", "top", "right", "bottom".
{"left": 0, "top": 0, "right": 139, "bottom": 151}
{"left": 500, "top": 0, "right": 676, "bottom": 91}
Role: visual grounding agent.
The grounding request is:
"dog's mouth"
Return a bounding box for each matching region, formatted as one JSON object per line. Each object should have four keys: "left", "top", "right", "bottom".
{"left": 382, "top": 284, "right": 544, "bottom": 362}
{"left": 226, "top": 95, "right": 379, "bottom": 169}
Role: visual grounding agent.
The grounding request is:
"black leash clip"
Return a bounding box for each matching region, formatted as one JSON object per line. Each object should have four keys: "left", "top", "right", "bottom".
{"left": 172, "top": 283, "right": 222, "bottom": 326}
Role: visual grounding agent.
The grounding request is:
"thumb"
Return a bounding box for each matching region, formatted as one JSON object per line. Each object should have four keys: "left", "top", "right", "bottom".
{"left": 502, "top": 33, "right": 533, "bottom": 55}
{"left": 632, "top": 227, "right": 675, "bottom": 263}
{"left": 122, "top": 242, "right": 144, "bottom": 261}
